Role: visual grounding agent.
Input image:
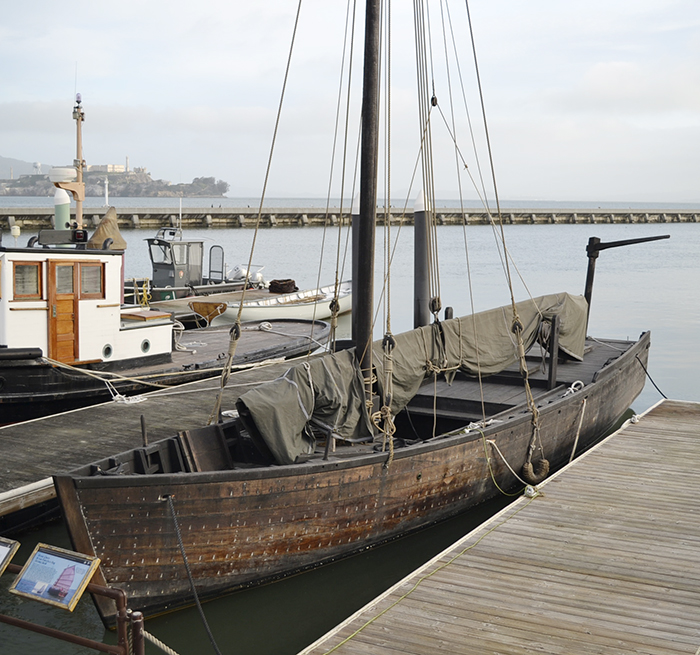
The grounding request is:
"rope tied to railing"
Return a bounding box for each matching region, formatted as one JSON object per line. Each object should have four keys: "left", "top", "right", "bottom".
{"left": 142, "top": 629, "right": 183, "bottom": 655}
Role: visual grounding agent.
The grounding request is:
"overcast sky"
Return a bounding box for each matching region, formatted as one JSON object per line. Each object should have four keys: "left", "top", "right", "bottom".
{"left": 2, "top": 0, "right": 698, "bottom": 202}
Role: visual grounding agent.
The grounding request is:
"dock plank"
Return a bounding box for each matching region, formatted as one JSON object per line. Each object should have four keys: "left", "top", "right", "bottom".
{"left": 302, "top": 399, "right": 700, "bottom": 655}
{"left": 0, "top": 356, "right": 304, "bottom": 517}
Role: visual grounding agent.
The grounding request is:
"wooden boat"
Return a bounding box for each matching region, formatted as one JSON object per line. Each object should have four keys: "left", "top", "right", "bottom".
{"left": 54, "top": 3, "right": 658, "bottom": 628}
{"left": 124, "top": 226, "right": 266, "bottom": 303}
{"left": 0, "top": 227, "right": 329, "bottom": 423}
{"left": 189, "top": 280, "right": 352, "bottom": 325}
{"left": 55, "top": 309, "right": 650, "bottom": 626}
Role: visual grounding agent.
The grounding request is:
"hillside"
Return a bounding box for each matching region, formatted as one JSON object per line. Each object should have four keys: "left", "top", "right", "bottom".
{"left": 0, "top": 155, "right": 43, "bottom": 179}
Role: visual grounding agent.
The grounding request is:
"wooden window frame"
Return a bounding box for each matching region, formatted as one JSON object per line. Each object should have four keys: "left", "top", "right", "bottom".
{"left": 13, "top": 262, "right": 43, "bottom": 300}
{"left": 78, "top": 262, "right": 105, "bottom": 300}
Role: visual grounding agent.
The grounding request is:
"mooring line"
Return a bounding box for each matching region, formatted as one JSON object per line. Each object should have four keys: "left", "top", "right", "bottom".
{"left": 165, "top": 495, "right": 223, "bottom": 655}
{"left": 142, "top": 629, "right": 183, "bottom": 655}
{"left": 635, "top": 354, "right": 667, "bottom": 399}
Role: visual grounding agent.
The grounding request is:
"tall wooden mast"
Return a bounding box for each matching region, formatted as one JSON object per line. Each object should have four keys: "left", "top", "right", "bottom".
{"left": 353, "top": 0, "right": 381, "bottom": 398}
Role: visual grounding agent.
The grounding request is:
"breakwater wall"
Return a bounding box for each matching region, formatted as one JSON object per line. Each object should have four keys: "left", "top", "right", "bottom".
{"left": 1, "top": 206, "right": 698, "bottom": 231}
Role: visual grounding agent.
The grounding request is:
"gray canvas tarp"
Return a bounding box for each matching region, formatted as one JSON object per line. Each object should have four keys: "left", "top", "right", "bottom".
{"left": 236, "top": 348, "right": 373, "bottom": 465}
{"left": 374, "top": 292, "right": 587, "bottom": 414}
{"left": 236, "top": 292, "right": 587, "bottom": 464}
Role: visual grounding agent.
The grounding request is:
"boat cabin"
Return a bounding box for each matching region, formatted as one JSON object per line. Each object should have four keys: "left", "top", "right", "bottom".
{"left": 147, "top": 227, "right": 226, "bottom": 291}
{"left": 0, "top": 230, "right": 173, "bottom": 366}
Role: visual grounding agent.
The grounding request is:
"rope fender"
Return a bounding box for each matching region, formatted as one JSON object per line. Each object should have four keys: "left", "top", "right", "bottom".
{"left": 521, "top": 458, "right": 550, "bottom": 485}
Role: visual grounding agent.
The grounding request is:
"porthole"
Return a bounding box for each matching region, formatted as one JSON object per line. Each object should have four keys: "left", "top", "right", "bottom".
{"left": 141, "top": 339, "right": 151, "bottom": 353}
{"left": 102, "top": 344, "right": 113, "bottom": 359}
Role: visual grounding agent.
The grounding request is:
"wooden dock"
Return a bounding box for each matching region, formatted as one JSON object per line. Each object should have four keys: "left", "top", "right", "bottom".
{"left": 1, "top": 206, "right": 699, "bottom": 231}
{"left": 302, "top": 399, "right": 700, "bottom": 655}
{"left": 0, "top": 356, "right": 302, "bottom": 529}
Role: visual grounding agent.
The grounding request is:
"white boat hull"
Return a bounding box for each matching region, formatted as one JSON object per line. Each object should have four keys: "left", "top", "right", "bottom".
{"left": 207, "top": 281, "right": 352, "bottom": 324}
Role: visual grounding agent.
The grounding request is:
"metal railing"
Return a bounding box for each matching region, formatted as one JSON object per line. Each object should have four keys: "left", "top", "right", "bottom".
{"left": 0, "top": 562, "right": 145, "bottom": 655}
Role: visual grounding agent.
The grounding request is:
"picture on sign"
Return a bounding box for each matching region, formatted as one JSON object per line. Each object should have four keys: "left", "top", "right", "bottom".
{"left": 0, "top": 536, "right": 20, "bottom": 576}
{"left": 9, "top": 543, "right": 100, "bottom": 611}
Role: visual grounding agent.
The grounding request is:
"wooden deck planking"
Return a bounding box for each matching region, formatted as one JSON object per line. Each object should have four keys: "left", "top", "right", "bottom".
{"left": 302, "top": 399, "right": 700, "bottom": 655}
{"left": 411, "top": 336, "right": 628, "bottom": 410}
{"left": 0, "top": 356, "right": 302, "bottom": 515}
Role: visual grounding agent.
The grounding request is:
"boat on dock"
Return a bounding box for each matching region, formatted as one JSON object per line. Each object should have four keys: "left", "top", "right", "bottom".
{"left": 54, "top": 298, "right": 650, "bottom": 626}
{"left": 0, "top": 227, "right": 329, "bottom": 423}
{"left": 189, "top": 280, "right": 352, "bottom": 326}
{"left": 124, "top": 226, "right": 266, "bottom": 304}
{"left": 126, "top": 227, "right": 349, "bottom": 327}
{"left": 53, "top": 3, "right": 660, "bottom": 628}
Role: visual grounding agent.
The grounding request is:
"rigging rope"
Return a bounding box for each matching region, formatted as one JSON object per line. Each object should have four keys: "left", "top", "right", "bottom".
{"left": 413, "top": 0, "right": 441, "bottom": 316}
{"left": 463, "top": 0, "right": 548, "bottom": 482}
{"left": 372, "top": 333, "right": 396, "bottom": 466}
{"left": 207, "top": 323, "right": 240, "bottom": 425}
{"left": 435, "top": 0, "right": 489, "bottom": 424}
{"left": 206, "top": 0, "right": 306, "bottom": 423}
{"left": 313, "top": 0, "right": 356, "bottom": 354}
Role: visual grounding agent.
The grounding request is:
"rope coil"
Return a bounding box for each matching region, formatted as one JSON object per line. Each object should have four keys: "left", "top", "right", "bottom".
{"left": 372, "top": 332, "right": 397, "bottom": 467}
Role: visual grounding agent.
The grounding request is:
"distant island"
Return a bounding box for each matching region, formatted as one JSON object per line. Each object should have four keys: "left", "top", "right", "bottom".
{"left": 0, "top": 170, "right": 230, "bottom": 197}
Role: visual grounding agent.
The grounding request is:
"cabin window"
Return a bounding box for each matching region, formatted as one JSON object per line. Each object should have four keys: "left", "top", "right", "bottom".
{"left": 56, "top": 264, "right": 75, "bottom": 294}
{"left": 13, "top": 262, "right": 42, "bottom": 299}
{"left": 80, "top": 263, "right": 104, "bottom": 298}
{"left": 149, "top": 242, "right": 172, "bottom": 264}
{"left": 171, "top": 243, "right": 188, "bottom": 265}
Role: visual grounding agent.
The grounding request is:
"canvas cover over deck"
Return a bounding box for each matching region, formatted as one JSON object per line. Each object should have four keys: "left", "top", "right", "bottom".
{"left": 236, "top": 292, "right": 587, "bottom": 464}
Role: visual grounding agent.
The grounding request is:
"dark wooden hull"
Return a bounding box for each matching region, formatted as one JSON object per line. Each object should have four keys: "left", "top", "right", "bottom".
{"left": 0, "top": 319, "right": 329, "bottom": 424}
{"left": 54, "top": 332, "right": 650, "bottom": 626}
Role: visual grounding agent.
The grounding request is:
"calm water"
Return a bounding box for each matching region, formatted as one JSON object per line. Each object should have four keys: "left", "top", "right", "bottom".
{"left": 0, "top": 216, "right": 698, "bottom": 654}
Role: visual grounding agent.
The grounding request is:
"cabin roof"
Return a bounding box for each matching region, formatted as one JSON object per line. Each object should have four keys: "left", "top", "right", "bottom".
{"left": 0, "top": 246, "right": 124, "bottom": 256}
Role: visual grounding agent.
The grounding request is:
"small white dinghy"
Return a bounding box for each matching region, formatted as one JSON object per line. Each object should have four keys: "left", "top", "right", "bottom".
{"left": 189, "top": 280, "right": 352, "bottom": 326}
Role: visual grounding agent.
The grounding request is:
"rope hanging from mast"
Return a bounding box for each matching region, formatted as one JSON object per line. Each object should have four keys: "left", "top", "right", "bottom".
{"left": 463, "top": 0, "right": 548, "bottom": 481}
{"left": 207, "top": 0, "right": 304, "bottom": 424}
{"left": 413, "top": 0, "right": 441, "bottom": 320}
{"left": 314, "top": 0, "right": 358, "bottom": 353}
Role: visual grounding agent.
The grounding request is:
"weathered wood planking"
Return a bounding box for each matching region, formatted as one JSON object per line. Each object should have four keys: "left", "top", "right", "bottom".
{"left": 302, "top": 399, "right": 700, "bottom": 655}
{"left": 0, "top": 356, "right": 302, "bottom": 517}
